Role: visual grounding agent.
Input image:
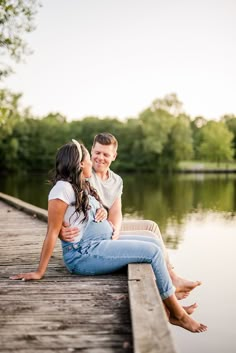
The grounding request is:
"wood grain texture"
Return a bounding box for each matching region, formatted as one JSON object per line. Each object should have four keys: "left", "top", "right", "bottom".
{"left": 0, "top": 199, "right": 132, "bottom": 352}
{"left": 128, "top": 264, "right": 177, "bottom": 353}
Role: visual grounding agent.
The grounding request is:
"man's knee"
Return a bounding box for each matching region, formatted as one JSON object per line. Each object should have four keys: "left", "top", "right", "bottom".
{"left": 141, "top": 220, "right": 161, "bottom": 239}
{"left": 121, "top": 219, "right": 159, "bottom": 231}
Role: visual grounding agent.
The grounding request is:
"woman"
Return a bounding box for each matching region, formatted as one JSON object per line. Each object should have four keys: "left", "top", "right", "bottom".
{"left": 11, "top": 140, "right": 207, "bottom": 333}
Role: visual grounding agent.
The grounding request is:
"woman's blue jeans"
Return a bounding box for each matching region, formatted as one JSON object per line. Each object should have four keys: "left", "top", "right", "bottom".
{"left": 62, "top": 232, "right": 174, "bottom": 300}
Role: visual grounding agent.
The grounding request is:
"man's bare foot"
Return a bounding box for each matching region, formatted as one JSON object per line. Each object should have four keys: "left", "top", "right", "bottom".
{"left": 170, "top": 270, "right": 202, "bottom": 295}
{"left": 175, "top": 279, "right": 202, "bottom": 293}
{"left": 175, "top": 291, "right": 190, "bottom": 300}
{"left": 169, "top": 311, "right": 207, "bottom": 333}
{"left": 183, "top": 303, "right": 198, "bottom": 315}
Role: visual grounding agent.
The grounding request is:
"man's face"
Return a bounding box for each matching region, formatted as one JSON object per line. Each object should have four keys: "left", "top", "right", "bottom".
{"left": 91, "top": 142, "right": 117, "bottom": 173}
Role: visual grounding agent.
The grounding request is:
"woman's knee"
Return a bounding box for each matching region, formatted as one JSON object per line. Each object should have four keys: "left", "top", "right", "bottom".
{"left": 142, "top": 242, "right": 162, "bottom": 260}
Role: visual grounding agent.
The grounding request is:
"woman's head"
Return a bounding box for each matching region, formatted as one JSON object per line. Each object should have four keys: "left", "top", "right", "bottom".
{"left": 55, "top": 141, "right": 92, "bottom": 183}
{"left": 52, "top": 140, "right": 94, "bottom": 223}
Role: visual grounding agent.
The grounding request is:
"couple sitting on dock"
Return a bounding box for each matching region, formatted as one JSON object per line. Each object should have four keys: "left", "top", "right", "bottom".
{"left": 11, "top": 133, "right": 207, "bottom": 333}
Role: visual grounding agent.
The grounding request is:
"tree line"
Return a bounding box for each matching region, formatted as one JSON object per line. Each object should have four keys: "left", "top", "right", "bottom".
{"left": 0, "top": 89, "right": 235, "bottom": 173}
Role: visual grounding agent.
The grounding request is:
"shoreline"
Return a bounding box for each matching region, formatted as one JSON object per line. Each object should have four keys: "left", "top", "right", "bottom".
{"left": 176, "top": 169, "right": 236, "bottom": 173}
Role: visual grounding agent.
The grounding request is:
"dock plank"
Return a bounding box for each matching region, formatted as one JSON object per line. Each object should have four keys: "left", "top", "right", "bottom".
{"left": 128, "top": 264, "right": 177, "bottom": 353}
{"left": 0, "top": 198, "right": 133, "bottom": 353}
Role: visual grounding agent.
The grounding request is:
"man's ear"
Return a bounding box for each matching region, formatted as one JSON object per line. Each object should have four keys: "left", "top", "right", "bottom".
{"left": 112, "top": 152, "right": 117, "bottom": 161}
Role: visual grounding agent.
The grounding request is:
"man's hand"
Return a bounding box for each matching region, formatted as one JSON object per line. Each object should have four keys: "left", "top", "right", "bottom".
{"left": 109, "top": 221, "right": 120, "bottom": 240}
{"left": 95, "top": 207, "right": 108, "bottom": 223}
{"left": 59, "top": 221, "right": 79, "bottom": 242}
{"left": 112, "top": 229, "right": 120, "bottom": 240}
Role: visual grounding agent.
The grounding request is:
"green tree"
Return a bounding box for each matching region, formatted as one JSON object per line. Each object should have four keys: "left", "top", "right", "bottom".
{"left": 0, "top": 88, "right": 22, "bottom": 138}
{"left": 0, "top": 89, "right": 23, "bottom": 170}
{"left": 151, "top": 93, "right": 184, "bottom": 116}
{"left": 0, "top": 0, "right": 41, "bottom": 78}
{"left": 139, "top": 107, "right": 174, "bottom": 156}
{"left": 169, "top": 114, "right": 193, "bottom": 162}
{"left": 198, "top": 121, "right": 234, "bottom": 163}
{"left": 190, "top": 116, "right": 207, "bottom": 159}
{"left": 221, "top": 115, "right": 236, "bottom": 159}
{"left": 115, "top": 118, "right": 145, "bottom": 171}
{"left": 71, "top": 116, "right": 123, "bottom": 148}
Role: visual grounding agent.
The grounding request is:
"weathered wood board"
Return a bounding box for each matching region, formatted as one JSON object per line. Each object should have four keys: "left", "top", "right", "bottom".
{"left": 0, "top": 199, "right": 133, "bottom": 353}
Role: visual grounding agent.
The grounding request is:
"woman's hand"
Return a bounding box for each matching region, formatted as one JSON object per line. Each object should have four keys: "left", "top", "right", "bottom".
{"left": 95, "top": 207, "right": 108, "bottom": 222}
{"left": 10, "top": 271, "right": 43, "bottom": 281}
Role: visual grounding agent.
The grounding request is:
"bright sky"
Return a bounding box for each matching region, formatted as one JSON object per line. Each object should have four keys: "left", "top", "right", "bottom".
{"left": 3, "top": 0, "right": 236, "bottom": 121}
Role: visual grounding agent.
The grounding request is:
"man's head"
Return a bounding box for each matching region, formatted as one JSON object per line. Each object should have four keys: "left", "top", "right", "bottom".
{"left": 92, "top": 133, "right": 118, "bottom": 150}
{"left": 91, "top": 133, "right": 118, "bottom": 174}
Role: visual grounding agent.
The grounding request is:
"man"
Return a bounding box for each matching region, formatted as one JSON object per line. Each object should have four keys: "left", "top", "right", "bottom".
{"left": 61, "top": 132, "right": 201, "bottom": 297}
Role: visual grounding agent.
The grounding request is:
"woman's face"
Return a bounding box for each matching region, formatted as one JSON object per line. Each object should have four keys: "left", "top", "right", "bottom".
{"left": 81, "top": 151, "right": 93, "bottom": 179}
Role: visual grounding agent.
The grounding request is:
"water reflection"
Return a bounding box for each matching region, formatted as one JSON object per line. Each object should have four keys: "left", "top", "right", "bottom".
{"left": 1, "top": 172, "right": 235, "bottom": 248}
{"left": 0, "top": 172, "right": 50, "bottom": 210}
{"left": 168, "top": 211, "right": 236, "bottom": 353}
{"left": 121, "top": 173, "right": 236, "bottom": 247}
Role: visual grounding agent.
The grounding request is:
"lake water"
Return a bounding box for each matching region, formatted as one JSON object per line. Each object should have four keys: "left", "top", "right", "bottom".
{"left": 0, "top": 172, "right": 235, "bottom": 353}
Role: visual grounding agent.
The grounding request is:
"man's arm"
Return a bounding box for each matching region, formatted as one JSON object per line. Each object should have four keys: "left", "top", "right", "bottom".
{"left": 59, "top": 222, "right": 79, "bottom": 242}
{"left": 108, "top": 197, "right": 122, "bottom": 239}
{"left": 59, "top": 208, "right": 108, "bottom": 242}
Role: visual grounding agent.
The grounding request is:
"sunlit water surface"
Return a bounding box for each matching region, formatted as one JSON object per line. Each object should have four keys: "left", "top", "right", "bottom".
{"left": 167, "top": 212, "right": 236, "bottom": 353}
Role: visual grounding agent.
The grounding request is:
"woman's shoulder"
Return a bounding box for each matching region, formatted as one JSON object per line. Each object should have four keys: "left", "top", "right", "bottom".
{"left": 51, "top": 180, "right": 74, "bottom": 192}
{"left": 55, "top": 180, "right": 73, "bottom": 188}
{"left": 49, "top": 180, "right": 75, "bottom": 203}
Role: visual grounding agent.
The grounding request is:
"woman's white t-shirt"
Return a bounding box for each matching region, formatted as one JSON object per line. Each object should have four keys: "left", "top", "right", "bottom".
{"left": 48, "top": 180, "right": 87, "bottom": 243}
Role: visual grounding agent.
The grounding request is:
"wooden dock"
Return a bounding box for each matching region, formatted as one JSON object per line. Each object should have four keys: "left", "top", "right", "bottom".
{"left": 0, "top": 192, "right": 177, "bottom": 353}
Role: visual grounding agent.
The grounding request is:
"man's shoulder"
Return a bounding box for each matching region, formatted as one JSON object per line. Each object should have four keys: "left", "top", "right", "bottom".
{"left": 109, "top": 169, "right": 123, "bottom": 184}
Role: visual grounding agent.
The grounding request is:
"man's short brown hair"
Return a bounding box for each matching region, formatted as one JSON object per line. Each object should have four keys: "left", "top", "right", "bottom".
{"left": 92, "top": 133, "right": 118, "bottom": 150}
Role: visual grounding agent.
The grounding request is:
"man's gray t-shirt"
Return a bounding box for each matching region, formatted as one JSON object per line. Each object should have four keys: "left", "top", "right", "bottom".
{"left": 88, "top": 169, "right": 123, "bottom": 209}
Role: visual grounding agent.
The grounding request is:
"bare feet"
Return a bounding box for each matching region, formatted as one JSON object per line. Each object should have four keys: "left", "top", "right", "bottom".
{"left": 183, "top": 303, "right": 198, "bottom": 315}
{"left": 164, "top": 293, "right": 206, "bottom": 333}
{"left": 169, "top": 311, "right": 207, "bottom": 333}
{"left": 165, "top": 303, "right": 198, "bottom": 319}
{"left": 175, "top": 279, "right": 202, "bottom": 293}
{"left": 170, "top": 270, "right": 202, "bottom": 299}
{"left": 175, "top": 291, "right": 190, "bottom": 300}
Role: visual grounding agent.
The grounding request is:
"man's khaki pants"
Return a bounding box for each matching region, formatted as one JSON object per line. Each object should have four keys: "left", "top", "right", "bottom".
{"left": 120, "top": 219, "right": 172, "bottom": 269}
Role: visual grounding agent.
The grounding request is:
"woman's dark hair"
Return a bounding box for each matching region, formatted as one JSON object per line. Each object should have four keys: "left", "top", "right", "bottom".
{"left": 51, "top": 142, "right": 103, "bottom": 223}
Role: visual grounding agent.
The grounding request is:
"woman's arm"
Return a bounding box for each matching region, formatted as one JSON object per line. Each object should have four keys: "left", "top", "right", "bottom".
{"left": 10, "top": 199, "right": 68, "bottom": 281}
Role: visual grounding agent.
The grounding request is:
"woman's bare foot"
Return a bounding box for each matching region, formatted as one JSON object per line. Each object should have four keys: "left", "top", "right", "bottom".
{"left": 164, "top": 303, "right": 198, "bottom": 320}
{"left": 183, "top": 303, "right": 198, "bottom": 315}
{"left": 164, "top": 303, "right": 197, "bottom": 319}
{"left": 169, "top": 311, "right": 207, "bottom": 333}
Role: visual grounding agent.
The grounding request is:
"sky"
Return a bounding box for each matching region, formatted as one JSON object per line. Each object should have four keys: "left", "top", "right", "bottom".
{"left": 2, "top": 0, "right": 236, "bottom": 121}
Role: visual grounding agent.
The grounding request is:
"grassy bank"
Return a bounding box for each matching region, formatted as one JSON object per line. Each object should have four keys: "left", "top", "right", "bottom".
{"left": 178, "top": 161, "right": 236, "bottom": 172}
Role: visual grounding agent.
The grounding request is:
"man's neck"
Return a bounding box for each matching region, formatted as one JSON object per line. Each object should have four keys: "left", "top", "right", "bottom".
{"left": 94, "top": 168, "right": 109, "bottom": 181}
